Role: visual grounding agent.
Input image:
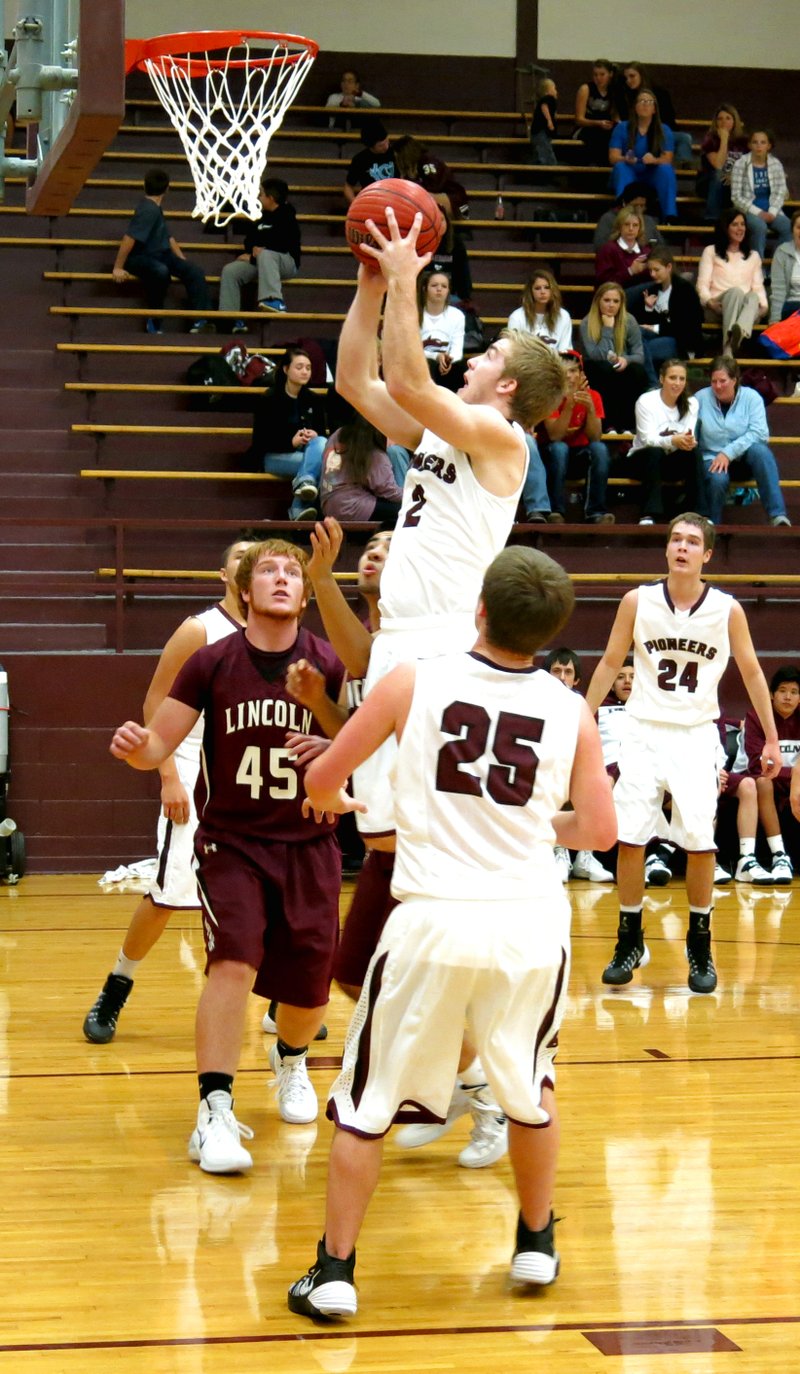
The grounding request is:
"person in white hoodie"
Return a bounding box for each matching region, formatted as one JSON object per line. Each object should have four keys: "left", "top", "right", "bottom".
{"left": 628, "top": 358, "right": 699, "bottom": 524}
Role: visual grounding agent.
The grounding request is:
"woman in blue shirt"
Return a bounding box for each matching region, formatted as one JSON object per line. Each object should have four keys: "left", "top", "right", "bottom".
{"left": 695, "top": 356, "right": 789, "bottom": 527}
{"left": 609, "top": 90, "right": 678, "bottom": 220}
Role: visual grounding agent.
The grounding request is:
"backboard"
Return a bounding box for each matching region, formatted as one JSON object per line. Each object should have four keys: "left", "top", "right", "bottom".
{"left": 0, "top": 0, "right": 125, "bottom": 215}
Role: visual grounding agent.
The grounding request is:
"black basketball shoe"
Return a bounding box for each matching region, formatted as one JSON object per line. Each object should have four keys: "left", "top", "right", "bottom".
{"left": 510, "top": 1211, "right": 560, "bottom": 1286}
{"left": 602, "top": 914, "right": 650, "bottom": 986}
{"left": 686, "top": 931, "right": 717, "bottom": 993}
{"left": 82, "top": 973, "right": 133, "bottom": 1043}
{"left": 288, "top": 1238, "right": 357, "bottom": 1319}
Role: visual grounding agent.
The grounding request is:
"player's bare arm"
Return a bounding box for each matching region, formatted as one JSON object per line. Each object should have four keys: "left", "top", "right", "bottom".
{"left": 552, "top": 700, "right": 618, "bottom": 852}
{"left": 585, "top": 591, "right": 639, "bottom": 713}
{"left": 372, "top": 210, "right": 524, "bottom": 496}
{"left": 142, "top": 617, "right": 207, "bottom": 820}
{"left": 110, "top": 698, "right": 200, "bottom": 770}
{"left": 791, "top": 759, "right": 800, "bottom": 822}
{"left": 336, "top": 265, "right": 424, "bottom": 449}
{"left": 728, "top": 601, "right": 781, "bottom": 778}
{"left": 304, "top": 662, "right": 416, "bottom": 814}
{"left": 307, "top": 518, "right": 374, "bottom": 678}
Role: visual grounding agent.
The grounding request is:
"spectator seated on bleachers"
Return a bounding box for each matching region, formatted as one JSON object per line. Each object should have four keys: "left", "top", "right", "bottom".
{"left": 608, "top": 90, "right": 678, "bottom": 221}
{"left": 627, "top": 358, "right": 699, "bottom": 525}
{"left": 728, "top": 667, "right": 800, "bottom": 883}
{"left": 573, "top": 58, "right": 620, "bottom": 165}
{"left": 507, "top": 268, "right": 573, "bottom": 352}
{"left": 618, "top": 62, "right": 695, "bottom": 167}
{"left": 593, "top": 181, "right": 664, "bottom": 251}
{"left": 538, "top": 350, "right": 614, "bottom": 523}
{"left": 428, "top": 204, "right": 473, "bottom": 304}
{"left": 578, "top": 282, "right": 649, "bottom": 431}
{"left": 320, "top": 410, "right": 403, "bottom": 527}
{"left": 627, "top": 246, "right": 705, "bottom": 386}
{"left": 694, "top": 354, "right": 790, "bottom": 527}
{"left": 418, "top": 269, "right": 467, "bottom": 392}
{"left": 344, "top": 116, "right": 398, "bottom": 204}
{"left": 528, "top": 76, "right": 559, "bottom": 166}
{"left": 246, "top": 346, "right": 328, "bottom": 520}
{"left": 594, "top": 205, "right": 652, "bottom": 290}
{"left": 393, "top": 135, "right": 470, "bottom": 223}
{"left": 218, "top": 177, "right": 300, "bottom": 325}
{"left": 112, "top": 166, "right": 213, "bottom": 334}
{"left": 731, "top": 129, "right": 793, "bottom": 262}
{"left": 696, "top": 208, "right": 767, "bottom": 355}
{"left": 769, "top": 208, "right": 800, "bottom": 322}
{"left": 696, "top": 104, "right": 749, "bottom": 223}
{"left": 326, "top": 68, "right": 381, "bottom": 128}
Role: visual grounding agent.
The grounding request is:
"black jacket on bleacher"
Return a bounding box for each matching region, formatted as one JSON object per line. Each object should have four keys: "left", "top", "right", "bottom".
{"left": 628, "top": 274, "right": 705, "bottom": 358}
{"left": 242, "top": 203, "right": 301, "bottom": 268}
{"left": 247, "top": 383, "right": 327, "bottom": 462}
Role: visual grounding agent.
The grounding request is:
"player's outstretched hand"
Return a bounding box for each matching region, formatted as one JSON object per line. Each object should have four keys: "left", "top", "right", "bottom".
{"left": 161, "top": 776, "right": 190, "bottom": 824}
{"left": 286, "top": 659, "right": 326, "bottom": 710}
{"left": 302, "top": 791, "right": 368, "bottom": 824}
{"left": 110, "top": 721, "right": 148, "bottom": 760}
{"left": 308, "top": 517, "right": 344, "bottom": 581}
{"left": 286, "top": 732, "right": 331, "bottom": 767}
{"left": 363, "top": 207, "right": 432, "bottom": 282}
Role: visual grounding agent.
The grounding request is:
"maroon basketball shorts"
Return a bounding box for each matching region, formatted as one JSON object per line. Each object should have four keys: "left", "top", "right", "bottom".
{"left": 332, "top": 850, "right": 398, "bottom": 989}
{"left": 194, "top": 831, "right": 341, "bottom": 1007}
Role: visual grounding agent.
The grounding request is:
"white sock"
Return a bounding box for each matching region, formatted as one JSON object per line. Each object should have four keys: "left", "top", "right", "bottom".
{"left": 113, "top": 949, "right": 140, "bottom": 981}
{"left": 575, "top": 850, "right": 590, "bottom": 863}
{"left": 739, "top": 838, "right": 755, "bottom": 857}
{"left": 459, "top": 1057, "right": 487, "bottom": 1089}
{"left": 767, "top": 834, "right": 785, "bottom": 855}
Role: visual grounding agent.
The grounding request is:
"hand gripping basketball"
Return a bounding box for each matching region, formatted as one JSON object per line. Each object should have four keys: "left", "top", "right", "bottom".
{"left": 361, "top": 206, "right": 433, "bottom": 284}
{"left": 345, "top": 178, "right": 445, "bottom": 272}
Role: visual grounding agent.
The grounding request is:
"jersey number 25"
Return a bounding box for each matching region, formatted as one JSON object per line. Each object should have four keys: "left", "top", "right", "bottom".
{"left": 435, "top": 701, "right": 544, "bottom": 806}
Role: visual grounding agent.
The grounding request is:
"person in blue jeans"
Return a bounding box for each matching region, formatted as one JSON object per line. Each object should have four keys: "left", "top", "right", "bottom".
{"left": 247, "top": 346, "right": 328, "bottom": 519}
{"left": 539, "top": 353, "right": 613, "bottom": 522}
{"left": 609, "top": 91, "right": 677, "bottom": 220}
{"left": 695, "top": 356, "right": 790, "bottom": 528}
{"left": 627, "top": 247, "right": 705, "bottom": 387}
{"left": 112, "top": 167, "right": 213, "bottom": 334}
{"left": 521, "top": 434, "right": 558, "bottom": 522}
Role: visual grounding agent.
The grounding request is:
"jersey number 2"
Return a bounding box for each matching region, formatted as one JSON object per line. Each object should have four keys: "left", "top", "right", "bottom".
{"left": 402, "top": 483, "right": 426, "bottom": 528}
{"left": 235, "top": 746, "right": 297, "bottom": 800}
{"left": 435, "top": 702, "right": 544, "bottom": 806}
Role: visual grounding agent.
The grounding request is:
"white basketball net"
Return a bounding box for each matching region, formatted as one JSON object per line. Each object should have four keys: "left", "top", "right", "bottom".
{"left": 143, "top": 38, "right": 316, "bottom": 226}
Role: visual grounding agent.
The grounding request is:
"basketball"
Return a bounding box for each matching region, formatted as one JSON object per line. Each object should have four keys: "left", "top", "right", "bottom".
{"left": 345, "top": 178, "right": 446, "bottom": 268}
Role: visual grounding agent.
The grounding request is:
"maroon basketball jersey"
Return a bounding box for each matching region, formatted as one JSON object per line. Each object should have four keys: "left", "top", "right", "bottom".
{"left": 169, "top": 627, "right": 345, "bottom": 842}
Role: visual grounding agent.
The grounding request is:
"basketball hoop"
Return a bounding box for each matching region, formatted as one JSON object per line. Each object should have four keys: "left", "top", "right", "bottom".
{"left": 125, "top": 30, "right": 318, "bottom": 226}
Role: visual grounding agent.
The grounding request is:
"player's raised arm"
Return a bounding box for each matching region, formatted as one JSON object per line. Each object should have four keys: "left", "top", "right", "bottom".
{"left": 307, "top": 518, "right": 374, "bottom": 679}
{"left": 304, "top": 663, "right": 415, "bottom": 813}
{"left": 728, "top": 600, "right": 781, "bottom": 778}
{"left": 336, "top": 265, "right": 424, "bottom": 449}
{"left": 373, "top": 210, "right": 525, "bottom": 486}
{"left": 585, "top": 591, "right": 639, "bottom": 714}
{"left": 553, "top": 699, "right": 618, "bottom": 852}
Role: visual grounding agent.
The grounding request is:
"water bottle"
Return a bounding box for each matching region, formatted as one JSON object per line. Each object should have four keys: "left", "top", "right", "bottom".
{"left": 494, "top": 195, "right": 505, "bottom": 221}
{"left": 0, "top": 819, "right": 16, "bottom": 838}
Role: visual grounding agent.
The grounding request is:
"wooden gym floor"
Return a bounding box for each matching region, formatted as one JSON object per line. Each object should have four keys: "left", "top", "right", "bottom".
{"left": 1, "top": 873, "right": 798, "bottom": 1373}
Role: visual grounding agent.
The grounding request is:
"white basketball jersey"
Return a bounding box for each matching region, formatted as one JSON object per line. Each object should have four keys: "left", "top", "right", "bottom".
{"left": 176, "top": 605, "right": 240, "bottom": 762}
{"left": 629, "top": 581, "right": 732, "bottom": 727}
{"left": 391, "top": 653, "right": 581, "bottom": 902}
{"left": 597, "top": 700, "right": 628, "bottom": 768}
{"left": 378, "top": 424, "right": 528, "bottom": 622}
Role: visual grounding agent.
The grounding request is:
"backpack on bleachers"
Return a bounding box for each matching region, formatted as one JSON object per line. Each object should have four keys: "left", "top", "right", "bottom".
{"left": 185, "top": 353, "right": 240, "bottom": 408}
